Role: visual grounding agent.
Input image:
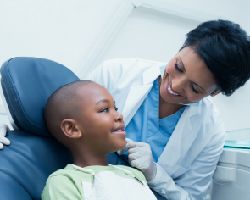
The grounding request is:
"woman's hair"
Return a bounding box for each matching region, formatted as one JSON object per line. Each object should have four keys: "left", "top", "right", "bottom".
{"left": 182, "top": 19, "right": 250, "bottom": 96}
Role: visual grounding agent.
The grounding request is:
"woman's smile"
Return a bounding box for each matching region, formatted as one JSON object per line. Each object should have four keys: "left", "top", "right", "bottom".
{"left": 167, "top": 83, "right": 180, "bottom": 97}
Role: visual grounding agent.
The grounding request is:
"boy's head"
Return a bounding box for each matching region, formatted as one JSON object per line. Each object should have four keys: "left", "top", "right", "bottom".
{"left": 45, "top": 80, "right": 126, "bottom": 155}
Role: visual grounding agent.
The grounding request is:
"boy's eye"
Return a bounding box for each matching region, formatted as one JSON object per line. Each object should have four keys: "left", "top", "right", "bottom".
{"left": 114, "top": 106, "right": 118, "bottom": 111}
{"left": 100, "top": 108, "right": 109, "bottom": 113}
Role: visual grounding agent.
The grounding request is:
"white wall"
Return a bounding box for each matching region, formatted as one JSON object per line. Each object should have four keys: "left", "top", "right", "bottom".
{"left": 160, "top": 0, "right": 250, "bottom": 31}
{"left": 0, "top": 0, "right": 131, "bottom": 77}
{"left": 0, "top": 0, "right": 132, "bottom": 118}
{"left": 0, "top": 0, "right": 250, "bottom": 131}
{"left": 103, "top": 7, "right": 194, "bottom": 62}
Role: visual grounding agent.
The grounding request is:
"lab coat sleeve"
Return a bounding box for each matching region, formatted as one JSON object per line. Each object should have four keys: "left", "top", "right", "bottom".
{"left": 42, "top": 175, "right": 82, "bottom": 200}
{"left": 86, "top": 60, "right": 113, "bottom": 91}
{"left": 86, "top": 58, "right": 138, "bottom": 91}
{"left": 148, "top": 129, "right": 225, "bottom": 200}
{"left": 86, "top": 58, "right": 164, "bottom": 91}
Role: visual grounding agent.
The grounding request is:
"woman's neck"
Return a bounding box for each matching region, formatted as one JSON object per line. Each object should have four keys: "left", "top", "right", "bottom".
{"left": 159, "top": 96, "right": 182, "bottom": 119}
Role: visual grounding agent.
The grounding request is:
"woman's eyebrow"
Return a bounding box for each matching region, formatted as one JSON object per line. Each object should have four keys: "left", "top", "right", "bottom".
{"left": 177, "top": 57, "right": 186, "bottom": 72}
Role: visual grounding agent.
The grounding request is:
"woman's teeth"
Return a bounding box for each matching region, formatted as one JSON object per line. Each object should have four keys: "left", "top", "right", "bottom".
{"left": 168, "top": 85, "right": 179, "bottom": 96}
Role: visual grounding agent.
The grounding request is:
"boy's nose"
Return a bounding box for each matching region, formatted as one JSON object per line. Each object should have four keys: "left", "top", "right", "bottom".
{"left": 115, "top": 112, "right": 123, "bottom": 121}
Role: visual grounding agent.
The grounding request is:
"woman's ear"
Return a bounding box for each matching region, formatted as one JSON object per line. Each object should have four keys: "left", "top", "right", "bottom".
{"left": 60, "top": 119, "right": 83, "bottom": 138}
{"left": 210, "top": 89, "right": 220, "bottom": 97}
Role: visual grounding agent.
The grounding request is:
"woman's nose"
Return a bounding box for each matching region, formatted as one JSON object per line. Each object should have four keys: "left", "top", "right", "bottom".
{"left": 172, "top": 76, "right": 185, "bottom": 93}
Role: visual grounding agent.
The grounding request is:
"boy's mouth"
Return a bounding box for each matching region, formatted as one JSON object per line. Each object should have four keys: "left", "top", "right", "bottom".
{"left": 111, "top": 125, "right": 125, "bottom": 135}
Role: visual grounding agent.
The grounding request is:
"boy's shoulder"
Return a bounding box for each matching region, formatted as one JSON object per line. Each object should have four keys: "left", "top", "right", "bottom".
{"left": 48, "top": 164, "right": 147, "bottom": 185}
{"left": 43, "top": 164, "right": 150, "bottom": 200}
{"left": 47, "top": 164, "right": 94, "bottom": 183}
{"left": 42, "top": 165, "right": 88, "bottom": 199}
{"left": 113, "top": 165, "right": 147, "bottom": 184}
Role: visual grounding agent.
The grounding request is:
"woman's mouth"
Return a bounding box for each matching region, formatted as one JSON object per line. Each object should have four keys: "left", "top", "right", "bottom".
{"left": 167, "top": 85, "right": 180, "bottom": 96}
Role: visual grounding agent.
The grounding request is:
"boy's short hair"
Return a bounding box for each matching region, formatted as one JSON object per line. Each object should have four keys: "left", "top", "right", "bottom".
{"left": 44, "top": 80, "right": 93, "bottom": 143}
{"left": 182, "top": 19, "right": 250, "bottom": 96}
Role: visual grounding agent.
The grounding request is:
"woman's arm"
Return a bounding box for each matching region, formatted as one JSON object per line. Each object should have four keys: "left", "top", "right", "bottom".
{"left": 148, "top": 130, "right": 225, "bottom": 200}
{"left": 127, "top": 130, "right": 224, "bottom": 200}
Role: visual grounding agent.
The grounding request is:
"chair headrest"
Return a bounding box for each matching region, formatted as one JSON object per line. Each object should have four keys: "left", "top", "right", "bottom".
{"left": 1, "top": 57, "right": 80, "bottom": 136}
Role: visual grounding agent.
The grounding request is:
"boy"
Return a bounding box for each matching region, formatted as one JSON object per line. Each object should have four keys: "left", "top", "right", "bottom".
{"left": 42, "top": 80, "right": 156, "bottom": 200}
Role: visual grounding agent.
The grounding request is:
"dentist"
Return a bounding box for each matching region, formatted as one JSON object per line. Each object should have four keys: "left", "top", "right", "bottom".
{"left": 87, "top": 19, "right": 250, "bottom": 199}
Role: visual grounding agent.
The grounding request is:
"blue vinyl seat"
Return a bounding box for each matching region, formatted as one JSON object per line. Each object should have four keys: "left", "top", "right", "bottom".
{"left": 0, "top": 57, "right": 79, "bottom": 200}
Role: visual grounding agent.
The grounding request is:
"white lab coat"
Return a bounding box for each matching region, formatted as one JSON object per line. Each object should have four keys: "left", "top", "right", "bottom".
{"left": 87, "top": 58, "right": 225, "bottom": 200}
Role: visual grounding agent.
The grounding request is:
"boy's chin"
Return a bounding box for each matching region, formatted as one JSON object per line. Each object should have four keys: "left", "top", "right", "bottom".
{"left": 113, "top": 140, "right": 126, "bottom": 153}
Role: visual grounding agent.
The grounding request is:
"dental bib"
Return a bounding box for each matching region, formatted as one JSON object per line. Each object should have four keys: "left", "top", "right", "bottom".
{"left": 82, "top": 166, "right": 157, "bottom": 200}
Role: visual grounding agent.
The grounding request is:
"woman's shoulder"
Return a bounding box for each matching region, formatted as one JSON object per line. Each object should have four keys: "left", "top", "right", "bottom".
{"left": 102, "top": 57, "right": 165, "bottom": 65}
{"left": 188, "top": 97, "right": 219, "bottom": 117}
{"left": 100, "top": 58, "right": 165, "bottom": 72}
{"left": 185, "top": 97, "right": 225, "bottom": 134}
{"left": 89, "top": 58, "right": 164, "bottom": 89}
{"left": 200, "top": 97, "right": 222, "bottom": 121}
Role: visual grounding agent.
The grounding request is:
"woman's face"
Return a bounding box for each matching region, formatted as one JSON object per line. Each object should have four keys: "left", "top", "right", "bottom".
{"left": 160, "top": 47, "right": 219, "bottom": 105}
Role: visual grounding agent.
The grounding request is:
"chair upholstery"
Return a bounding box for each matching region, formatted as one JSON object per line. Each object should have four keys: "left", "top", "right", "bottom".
{"left": 0, "top": 57, "right": 79, "bottom": 199}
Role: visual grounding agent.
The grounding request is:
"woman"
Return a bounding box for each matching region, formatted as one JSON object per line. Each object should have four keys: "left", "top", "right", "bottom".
{"left": 87, "top": 19, "right": 250, "bottom": 199}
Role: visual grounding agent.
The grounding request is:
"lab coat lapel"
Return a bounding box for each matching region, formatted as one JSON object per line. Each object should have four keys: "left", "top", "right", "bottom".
{"left": 122, "top": 85, "right": 150, "bottom": 125}
{"left": 158, "top": 103, "right": 202, "bottom": 175}
{"left": 122, "top": 66, "right": 161, "bottom": 125}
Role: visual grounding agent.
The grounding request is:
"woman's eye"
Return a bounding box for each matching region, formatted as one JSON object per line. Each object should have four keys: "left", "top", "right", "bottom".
{"left": 191, "top": 85, "right": 199, "bottom": 93}
{"left": 175, "top": 63, "right": 183, "bottom": 72}
{"left": 114, "top": 106, "right": 118, "bottom": 111}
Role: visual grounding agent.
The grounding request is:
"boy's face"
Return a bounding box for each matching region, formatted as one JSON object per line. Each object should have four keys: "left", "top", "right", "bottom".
{"left": 76, "top": 83, "right": 126, "bottom": 154}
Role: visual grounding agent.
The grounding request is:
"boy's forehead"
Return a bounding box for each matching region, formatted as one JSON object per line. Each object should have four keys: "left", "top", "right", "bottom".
{"left": 80, "top": 82, "right": 104, "bottom": 93}
{"left": 77, "top": 82, "right": 110, "bottom": 100}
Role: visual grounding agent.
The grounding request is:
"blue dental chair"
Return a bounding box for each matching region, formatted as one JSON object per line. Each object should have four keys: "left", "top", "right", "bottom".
{"left": 0, "top": 57, "right": 80, "bottom": 199}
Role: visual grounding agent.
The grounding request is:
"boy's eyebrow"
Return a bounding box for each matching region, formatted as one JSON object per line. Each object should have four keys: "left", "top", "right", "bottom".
{"left": 96, "top": 99, "right": 109, "bottom": 105}
{"left": 96, "top": 99, "right": 116, "bottom": 106}
{"left": 178, "top": 57, "right": 206, "bottom": 93}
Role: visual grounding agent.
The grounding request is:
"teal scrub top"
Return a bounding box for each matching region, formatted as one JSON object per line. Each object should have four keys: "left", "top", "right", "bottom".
{"left": 108, "top": 78, "right": 185, "bottom": 164}
{"left": 125, "top": 78, "right": 185, "bottom": 161}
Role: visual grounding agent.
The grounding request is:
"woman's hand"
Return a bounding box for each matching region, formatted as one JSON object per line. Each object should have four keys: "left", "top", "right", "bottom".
{"left": 127, "top": 141, "right": 157, "bottom": 181}
{"left": 0, "top": 125, "right": 10, "bottom": 149}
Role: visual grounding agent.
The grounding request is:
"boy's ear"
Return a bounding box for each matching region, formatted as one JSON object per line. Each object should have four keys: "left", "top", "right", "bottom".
{"left": 210, "top": 89, "right": 220, "bottom": 97}
{"left": 60, "top": 119, "right": 83, "bottom": 138}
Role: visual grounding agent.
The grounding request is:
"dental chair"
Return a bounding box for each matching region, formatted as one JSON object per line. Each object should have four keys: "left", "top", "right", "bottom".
{"left": 0, "top": 57, "right": 79, "bottom": 199}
